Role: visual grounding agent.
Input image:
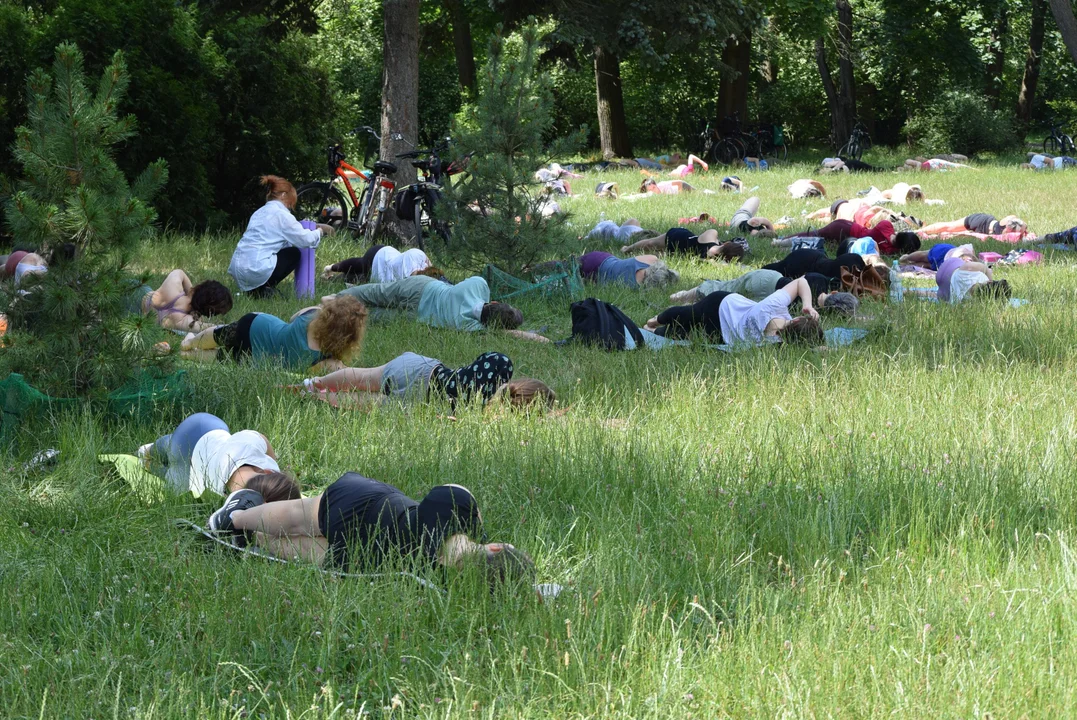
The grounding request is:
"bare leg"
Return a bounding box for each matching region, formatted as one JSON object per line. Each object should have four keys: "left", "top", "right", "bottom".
{"left": 622, "top": 233, "right": 666, "bottom": 254}
{"left": 181, "top": 327, "right": 219, "bottom": 352}
{"left": 310, "top": 364, "right": 387, "bottom": 392}
{"left": 696, "top": 229, "right": 720, "bottom": 245}
{"left": 899, "top": 251, "right": 931, "bottom": 267}
{"left": 919, "top": 220, "right": 967, "bottom": 235}
{"left": 254, "top": 532, "right": 328, "bottom": 564}
{"left": 233, "top": 496, "right": 322, "bottom": 537}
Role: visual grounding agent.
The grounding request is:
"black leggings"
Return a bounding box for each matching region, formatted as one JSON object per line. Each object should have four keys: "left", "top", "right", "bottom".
{"left": 331, "top": 245, "right": 385, "bottom": 283}
{"left": 655, "top": 291, "right": 730, "bottom": 340}
{"left": 249, "top": 247, "right": 301, "bottom": 297}
{"left": 212, "top": 312, "right": 258, "bottom": 362}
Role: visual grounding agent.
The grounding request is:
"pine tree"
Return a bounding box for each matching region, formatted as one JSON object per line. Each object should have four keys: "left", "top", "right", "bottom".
{"left": 2, "top": 43, "right": 168, "bottom": 396}
{"left": 440, "top": 24, "right": 584, "bottom": 274}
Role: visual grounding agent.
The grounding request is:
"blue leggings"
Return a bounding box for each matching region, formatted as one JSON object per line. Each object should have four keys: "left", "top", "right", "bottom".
{"left": 151, "top": 412, "right": 229, "bottom": 491}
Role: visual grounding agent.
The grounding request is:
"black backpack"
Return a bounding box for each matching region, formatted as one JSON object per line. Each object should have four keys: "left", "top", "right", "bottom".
{"left": 568, "top": 298, "right": 644, "bottom": 351}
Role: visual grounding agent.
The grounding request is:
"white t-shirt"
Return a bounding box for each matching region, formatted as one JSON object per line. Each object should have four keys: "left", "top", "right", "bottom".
{"left": 718, "top": 290, "right": 792, "bottom": 346}
{"left": 372, "top": 247, "right": 430, "bottom": 283}
{"left": 949, "top": 270, "right": 989, "bottom": 303}
{"left": 189, "top": 429, "right": 280, "bottom": 497}
{"left": 788, "top": 179, "right": 823, "bottom": 198}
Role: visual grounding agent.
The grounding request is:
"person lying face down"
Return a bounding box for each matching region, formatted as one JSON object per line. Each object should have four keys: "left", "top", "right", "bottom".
{"left": 643, "top": 276, "right": 824, "bottom": 347}
{"left": 323, "top": 246, "right": 434, "bottom": 284}
{"left": 620, "top": 228, "right": 747, "bottom": 261}
{"left": 576, "top": 251, "right": 679, "bottom": 289}
{"left": 291, "top": 351, "right": 556, "bottom": 412}
{"left": 670, "top": 270, "right": 859, "bottom": 318}
{"left": 762, "top": 248, "right": 867, "bottom": 281}
{"left": 128, "top": 269, "right": 233, "bottom": 333}
{"left": 208, "top": 474, "right": 536, "bottom": 590}
{"left": 919, "top": 214, "right": 1027, "bottom": 237}
{"left": 900, "top": 242, "right": 978, "bottom": 271}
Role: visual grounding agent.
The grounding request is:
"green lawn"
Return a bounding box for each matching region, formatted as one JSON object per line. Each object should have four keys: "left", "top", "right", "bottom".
{"left": 4, "top": 157, "right": 1077, "bottom": 718}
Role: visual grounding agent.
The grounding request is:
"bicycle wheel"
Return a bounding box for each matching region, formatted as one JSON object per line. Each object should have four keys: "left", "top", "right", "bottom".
{"left": 1044, "top": 136, "right": 1059, "bottom": 154}
{"left": 363, "top": 186, "right": 389, "bottom": 243}
{"left": 412, "top": 199, "right": 425, "bottom": 251}
{"left": 1064, "top": 135, "right": 1076, "bottom": 155}
{"left": 715, "top": 139, "right": 740, "bottom": 165}
{"left": 775, "top": 142, "right": 789, "bottom": 162}
{"left": 295, "top": 183, "right": 348, "bottom": 231}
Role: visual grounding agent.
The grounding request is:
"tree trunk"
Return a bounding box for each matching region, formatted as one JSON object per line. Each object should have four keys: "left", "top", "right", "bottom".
{"left": 1018, "top": 0, "right": 1047, "bottom": 131}
{"left": 718, "top": 32, "right": 752, "bottom": 121}
{"left": 594, "top": 46, "right": 633, "bottom": 159}
{"left": 1048, "top": 0, "right": 1077, "bottom": 67}
{"left": 444, "top": 0, "right": 476, "bottom": 96}
{"left": 985, "top": 6, "right": 1008, "bottom": 109}
{"left": 816, "top": 36, "right": 853, "bottom": 148}
{"left": 835, "top": 0, "right": 857, "bottom": 136}
{"left": 380, "top": 0, "right": 420, "bottom": 243}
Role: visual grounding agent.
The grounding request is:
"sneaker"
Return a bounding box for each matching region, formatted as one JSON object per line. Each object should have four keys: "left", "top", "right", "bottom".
{"left": 136, "top": 442, "right": 154, "bottom": 469}
{"left": 207, "top": 489, "right": 265, "bottom": 547}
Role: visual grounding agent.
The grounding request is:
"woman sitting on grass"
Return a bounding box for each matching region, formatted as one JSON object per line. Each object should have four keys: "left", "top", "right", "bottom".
{"left": 291, "top": 351, "right": 555, "bottom": 411}
{"left": 644, "top": 276, "right": 823, "bottom": 347}
{"left": 137, "top": 411, "right": 288, "bottom": 497}
{"left": 323, "top": 246, "right": 433, "bottom": 284}
{"left": 669, "top": 270, "right": 859, "bottom": 317}
{"left": 935, "top": 255, "right": 1010, "bottom": 304}
{"left": 918, "top": 213, "right": 1027, "bottom": 238}
{"left": 179, "top": 295, "right": 367, "bottom": 371}
{"left": 129, "top": 269, "right": 233, "bottom": 332}
{"left": 207, "top": 474, "right": 535, "bottom": 589}
{"left": 228, "top": 175, "right": 336, "bottom": 298}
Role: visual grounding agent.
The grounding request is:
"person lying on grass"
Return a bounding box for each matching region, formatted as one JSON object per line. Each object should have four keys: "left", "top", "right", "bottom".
{"left": 806, "top": 198, "right": 920, "bottom": 230}
{"left": 528, "top": 252, "right": 679, "bottom": 290}
{"left": 289, "top": 351, "right": 555, "bottom": 411}
{"left": 229, "top": 175, "right": 336, "bottom": 298}
{"left": 127, "top": 269, "right": 232, "bottom": 332}
{"left": 137, "top": 411, "right": 288, "bottom": 497}
{"left": 670, "top": 270, "right": 859, "bottom": 318}
{"left": 585, "top": 218, "right": 658, "bottom": 245}
{"left": 639, "top": 177, "right": 694, "bottom": 194}
{"left": 934, "top": 256, "right": 1010, "bottom": 304}
{"left": 899, "top": 242, "right": 978, "bottom": 271}
{"left": 918, "top": 213, "right": 1027, "bottom": 238}
{"left": 619, "top": 226, "right": 747, "bottom": 261}
{"left": 902, "top": 158, "right": 973, "bottom": 171}
{"left": 643, "top": 276, "right": 824, "bottom": 346}
{"left": 762, "top": 248, "right": 867, "bottom": 282}
{"left": 773, "top": 219, "right": 918, "bottom": 256}
{"left": 207, "top": 473, "right": 536, "bottom": 589}
{"left": 179, "top": 295, "right": 367, "bottom": 371}
{"left": 327, "top": 274, "right": 548, "bottom": 341}
{"left": 1021, "top": 153, "right": 1077, "bottom": 170}
{"left": 322, "top": 245, "right": 435, "bottom": 284}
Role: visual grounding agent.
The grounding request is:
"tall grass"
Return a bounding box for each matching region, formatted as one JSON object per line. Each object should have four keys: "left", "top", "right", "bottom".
{"left": 3, "top": 160, "right": 1077, "bottom": 717}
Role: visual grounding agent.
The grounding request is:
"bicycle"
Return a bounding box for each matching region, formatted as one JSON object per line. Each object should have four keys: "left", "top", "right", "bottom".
{"left": 755, "top": 122, "right": 789, "bottom": 162}
{"left": 1043, "top": 124, "right": 1076, "bottom": 155}
{"left": 393, "top": 138, "right": 470, "bottom": 250}
{"left": 838, "top": 120, "right": 871, "bottom": 161}
{"left": 294, "top": 126, "right": 399, "bottom": 242}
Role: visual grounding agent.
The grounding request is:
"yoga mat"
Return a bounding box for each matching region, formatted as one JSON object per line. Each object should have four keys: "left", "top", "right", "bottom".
{"left": 296, "top": 246, "right": 316, "bottom": 299}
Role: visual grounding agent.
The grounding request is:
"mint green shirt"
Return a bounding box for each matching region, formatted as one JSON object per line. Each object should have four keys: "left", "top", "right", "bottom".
{"left": 417, "top": 276, "right": 488, "bottom": 331}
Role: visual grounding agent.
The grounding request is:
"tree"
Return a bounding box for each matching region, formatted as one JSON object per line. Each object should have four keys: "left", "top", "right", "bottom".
{"left": 593, "top": 46, "right": 631, "bottom": 158}
{"left": 379, "top": 0, "right": 420, "bottom": 243}
{"left": 442, "top": 25, "right": 583, "bottom": 273}
{"left": 1017, "top": 0, "right": 1048, "bottom": 131}
{"left": 816, "top": 0, "right": 857, "bottom": 147}
{"left": 3, "top": 43, "right": 168, "bottom": 396}
{"left": 1048, "top": 0, "right": 1077, "bottom": 66}
{"left": 717, "top": 32, "right": 751, "bottom": 122}
{"left": 444, "top": 0, "right": 477, "bottom": 96}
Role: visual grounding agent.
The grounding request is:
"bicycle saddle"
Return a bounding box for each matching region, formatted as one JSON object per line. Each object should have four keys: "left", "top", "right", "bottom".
{"left": 373, "top": 160, "right": 397, "bottom": 175}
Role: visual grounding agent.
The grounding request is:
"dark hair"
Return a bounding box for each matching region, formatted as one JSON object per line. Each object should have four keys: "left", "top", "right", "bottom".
{"left": 480, "top": 302, "right": 523, "bottom": 329}
{"left": 47, "top": 243, "right": 77, "bottom": 267}
{"left": 971, "top": 279, "right": 1012, "bottom": 300}
{"left": 821, "top": 292, "right": 859, "bottom": 318}
{"left": 245, "top": 472, "right": 301, "bottom": 503}
{"left": 778, "top": 315, "right": 824, "bottom": 345}
{"left": 189, "top": 280, "right": 233, "bottom": 318}
{"left": 718, "top": 243, "right": 746, "bottom": 262}
{"left": 895, "top": 231, "right": 921, "bottom": 254}
{"left": 483, "top": 543, "right": 536, "bottom": 587}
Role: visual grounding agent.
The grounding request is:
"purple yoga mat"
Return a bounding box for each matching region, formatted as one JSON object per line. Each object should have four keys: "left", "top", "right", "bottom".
{"left": 296, "top": 246, "right": 315, "bottom": 298}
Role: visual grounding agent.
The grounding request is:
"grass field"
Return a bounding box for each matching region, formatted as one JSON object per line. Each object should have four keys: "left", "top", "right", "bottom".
{"left": 4, "top": 154, "right": 1077, "bottom": 718}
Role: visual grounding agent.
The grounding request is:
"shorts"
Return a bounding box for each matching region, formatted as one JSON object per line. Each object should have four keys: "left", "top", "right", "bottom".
{"left": 926, "top": 244, "right": 955, "bottom": 271}
{"left": 213, "top": 312, "right": 258, "bottom": 362}
{"left": 381, "top": 352, "right": 443, "bottom": 399}
{"left": 730, "top": 205, "right": 754, "bottom": 232}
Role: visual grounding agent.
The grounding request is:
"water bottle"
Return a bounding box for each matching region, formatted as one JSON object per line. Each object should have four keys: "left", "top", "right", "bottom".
{"left": 890, "top": 260, "right": 903, "bottom": 303}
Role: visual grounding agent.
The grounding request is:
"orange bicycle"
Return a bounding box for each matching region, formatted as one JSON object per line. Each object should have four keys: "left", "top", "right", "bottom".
{"left": 295, "top": 126, "right": 399, "bottom": 242}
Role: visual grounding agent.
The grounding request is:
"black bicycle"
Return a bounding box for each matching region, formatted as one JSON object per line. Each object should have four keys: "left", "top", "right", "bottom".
{"left": 1044, "top": 124, "right": 1076, "bottom": 155}
{"left": 838, "top": 120, "right": 871, "bottom": 161}
{"left": 393, "top": 138, "right": 470, "bottom": 250}
{"left": 294, "top": 126, "right": 398, "bottom": 242}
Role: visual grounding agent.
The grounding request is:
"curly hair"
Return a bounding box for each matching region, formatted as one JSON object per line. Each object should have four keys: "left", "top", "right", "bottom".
{"left": 310, "top": 295, "right": 368, "bottom": 361}
{"left": 777, "top": 315, "right": 824, "bottom": 346}
{"left": 189, "top": 280, "right": 233, "bottom": 318}
{"left": 639, "top": 260, "right": 679, "bottom": 288}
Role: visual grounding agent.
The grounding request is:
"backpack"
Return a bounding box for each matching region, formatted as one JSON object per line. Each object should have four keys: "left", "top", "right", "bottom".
{"left": 568, "top": 298, "right": 644, "bottom": 350}
{"left": 393, "top": 184, "right": 441, "bottom": 222}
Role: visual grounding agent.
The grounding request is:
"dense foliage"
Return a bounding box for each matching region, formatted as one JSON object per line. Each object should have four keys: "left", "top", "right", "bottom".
{"left": 3, "top": 0, "right": 1077, "bottom": 230}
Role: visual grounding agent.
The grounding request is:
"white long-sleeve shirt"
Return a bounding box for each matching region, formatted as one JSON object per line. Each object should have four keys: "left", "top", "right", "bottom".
{"left": 228, "top": 200, "right": 321, "bottom": 291}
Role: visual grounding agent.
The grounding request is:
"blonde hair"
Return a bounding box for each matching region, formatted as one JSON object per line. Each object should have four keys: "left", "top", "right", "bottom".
{"left": 310, "top": 295, "right": 368, "bottom": 361}
{"left": 493, "top": 378, "right": 556, "bottom": 410}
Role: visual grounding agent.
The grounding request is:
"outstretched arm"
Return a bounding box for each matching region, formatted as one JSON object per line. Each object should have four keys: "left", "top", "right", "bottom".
{"left": 504, "top": 329, "right": 551, "bottom": 343}
{"left": 621, "top": 233, "right": 666, "bottom": 254}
